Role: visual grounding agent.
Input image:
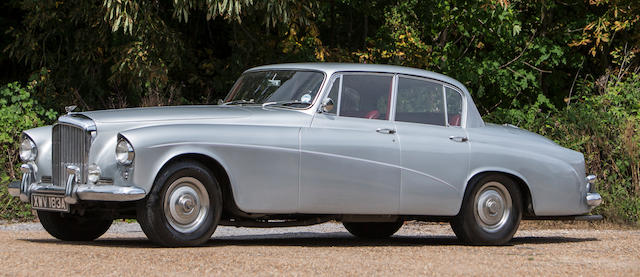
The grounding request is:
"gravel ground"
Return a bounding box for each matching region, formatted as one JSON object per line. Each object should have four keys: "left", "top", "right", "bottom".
{"left": 0, "top": 221, "right": 638, "bottom": 276}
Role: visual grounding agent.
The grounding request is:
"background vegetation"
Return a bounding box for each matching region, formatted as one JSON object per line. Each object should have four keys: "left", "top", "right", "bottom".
{"left": 0, "top": 0, "right": 638, "bottom": 223}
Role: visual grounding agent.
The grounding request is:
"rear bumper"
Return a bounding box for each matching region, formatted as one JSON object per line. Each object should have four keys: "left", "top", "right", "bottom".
{"left": 586, "top": 192, "right": 602, "bottom": 207}
{"left": 9, "top": 163, "right": 145, "bottom": 206}
{"left": 584, "top": 174, "right": 602, "bottom": 207}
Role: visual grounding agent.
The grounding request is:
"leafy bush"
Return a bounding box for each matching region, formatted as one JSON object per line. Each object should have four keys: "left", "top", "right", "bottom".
{"left": 488, "top": 75, "right": 640, "bottom": 224}
{"left": 0, "top": 81, "right": 57, "bottom": 220}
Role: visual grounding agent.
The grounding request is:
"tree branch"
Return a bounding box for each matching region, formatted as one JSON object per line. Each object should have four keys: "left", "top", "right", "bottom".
{"left": 522, "top": 61, "right": 552, "bottom": 73}
{"left": 499, "top": 30, "right": 537, "bottom": 69}
{"left": 566, "top": 60, "right": 584, "bottom": 108}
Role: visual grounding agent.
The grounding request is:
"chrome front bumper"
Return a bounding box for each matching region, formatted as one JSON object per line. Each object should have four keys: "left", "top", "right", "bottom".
{"left": 8, "top": 163, "right": 145, "bottom": 206}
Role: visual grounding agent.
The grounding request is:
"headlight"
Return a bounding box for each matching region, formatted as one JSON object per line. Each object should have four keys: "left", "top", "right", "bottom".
{"left": 19, "top": 135, "right": 38, "bottom": 162}
{"left": 115, "top": 138, "right": 134, "bottom": 165}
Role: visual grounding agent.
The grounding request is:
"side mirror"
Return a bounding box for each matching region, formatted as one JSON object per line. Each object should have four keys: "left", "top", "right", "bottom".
{"left": 217, "top": 99, "right": 224, "bottom": 105}
{"left": 321, "top": 98, "right": 334, "bottom": 113}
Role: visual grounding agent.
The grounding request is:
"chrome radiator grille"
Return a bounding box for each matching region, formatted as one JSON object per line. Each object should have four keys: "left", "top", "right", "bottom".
{"left": 52, "top": 124, "right": 90, "bottom": 187}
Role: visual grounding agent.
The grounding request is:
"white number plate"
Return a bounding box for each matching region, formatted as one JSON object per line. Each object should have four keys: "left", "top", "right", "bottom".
{"left": 31, "top": 194, "right": 69, "bottom": 212}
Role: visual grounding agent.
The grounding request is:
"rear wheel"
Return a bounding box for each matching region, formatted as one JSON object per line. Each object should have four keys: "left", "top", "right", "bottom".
{"left": 137, "top": 161, "right": 222, "bottom": 247}
{"left": 38, "top": 211, "right": 112, "bottom": 241}
{"left": 451, "top": 174, "right": 522, "bottom": 245}
{"left": 343, "top": 221, "right": 404, "bottom": 238}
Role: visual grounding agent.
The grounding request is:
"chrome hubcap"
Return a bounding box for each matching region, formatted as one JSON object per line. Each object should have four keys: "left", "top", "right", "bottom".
{"left": 178, "top": 195, "right": 195, "bottom": 213}
{"left": 474, "top": 181, "right": 512, "bottom": 233}
{"left": 163, "top": 177, "right": 209, "bottom": 233}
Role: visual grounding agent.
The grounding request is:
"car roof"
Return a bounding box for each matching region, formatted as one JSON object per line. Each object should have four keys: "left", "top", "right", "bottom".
{"left": 246, "top": 63, "right": 468, "bottom": 93}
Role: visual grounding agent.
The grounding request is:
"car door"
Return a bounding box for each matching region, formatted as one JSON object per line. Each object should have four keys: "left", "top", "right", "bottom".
{"left": 299, "top": 73, "right": 401, "bottom": 214}
{"left": 393, "top": 75, "right": 470, "bottom": 215}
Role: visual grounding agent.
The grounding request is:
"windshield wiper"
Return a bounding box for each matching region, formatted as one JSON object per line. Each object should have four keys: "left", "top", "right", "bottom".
{"left": 262, "top": 100, "right": 312, "bottom": 108}
{"left": 222, "top": 99, "right": 255, "bottom": 105}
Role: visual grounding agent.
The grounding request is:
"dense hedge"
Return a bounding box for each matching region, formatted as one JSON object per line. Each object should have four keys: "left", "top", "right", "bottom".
{"left": 488, "top": 75, "right": 640, "bottom": 224}
{"left": 0, "top": 81, "right": 56, "bottom": 220}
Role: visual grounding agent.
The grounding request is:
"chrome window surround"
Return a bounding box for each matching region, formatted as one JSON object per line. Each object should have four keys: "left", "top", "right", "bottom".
{"left": 319, "top": 72, "right": 396, "bottom": 121}
{"left": 318, "top": 72, "right": 468, "bottom": 128}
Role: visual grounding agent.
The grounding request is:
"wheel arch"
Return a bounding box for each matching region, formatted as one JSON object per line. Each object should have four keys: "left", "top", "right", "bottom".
{"left": 462, "top": 170, "right": 535, "bottom": 217}
{"left": 153, "top": 153, "right": 243, "bottom": 218}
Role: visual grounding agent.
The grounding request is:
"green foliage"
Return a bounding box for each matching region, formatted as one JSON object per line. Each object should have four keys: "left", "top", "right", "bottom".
{"left": 0, "top": 80, "right": 57, "bottom": 220}
{"left": 346, "top": 0, "right": 586, "bottom": 113}
{"left": 488, "top": 75, "right": 640, "bottom": 224}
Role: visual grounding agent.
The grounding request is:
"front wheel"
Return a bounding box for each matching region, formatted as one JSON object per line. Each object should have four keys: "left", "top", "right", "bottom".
{"left": 137, "top": 161, "right": 222, "bottom": 247}
{"left": 451, "top": 174, "right": 522, "bottom": 245}
{"left": 38, "top": 211, "right": 112, "bottom": 241}
{"left": 343, "top": 221, "right": 404, "bottom": 238}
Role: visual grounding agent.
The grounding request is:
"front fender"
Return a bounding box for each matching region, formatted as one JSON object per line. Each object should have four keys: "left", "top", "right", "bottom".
{"left": 119, "top": 123, "right": 302, "bottom": 213}
{"left": 23, "top": 125, "right": 53, "bottom": 179}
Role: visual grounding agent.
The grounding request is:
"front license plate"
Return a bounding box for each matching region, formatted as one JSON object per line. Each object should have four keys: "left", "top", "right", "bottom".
{"left": 31, "top": 194, "right": 70, "bottom": 212}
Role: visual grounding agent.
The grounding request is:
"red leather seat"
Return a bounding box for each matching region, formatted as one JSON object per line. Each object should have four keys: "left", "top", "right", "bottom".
{"left": 449, "top": 114, "right": 461, "bottom": 126}
{"left": 365, "top": 110, "right": 380, "bottom": 119}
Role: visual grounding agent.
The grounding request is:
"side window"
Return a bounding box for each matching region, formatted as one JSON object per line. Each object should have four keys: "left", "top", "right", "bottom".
{"left": 395, "top": 77, "right": 445, "bottom": 126}
{"left": 446, "top": 87, "right": 463, "bottom": 126}
{"left": 338, "top": 74, "right": 393, "bottom": 120}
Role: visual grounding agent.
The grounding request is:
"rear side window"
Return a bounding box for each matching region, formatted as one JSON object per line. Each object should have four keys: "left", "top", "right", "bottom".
{"left": 395, "top": 77, "right": 445, "bottom": 126}
{"left": 331, "top": 74, "right": 393, "bottom": 120}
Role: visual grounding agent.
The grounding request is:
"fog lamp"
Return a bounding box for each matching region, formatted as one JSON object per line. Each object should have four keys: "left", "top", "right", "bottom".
{"left": 88, "top": 164, "right": 101, "bottom": 184}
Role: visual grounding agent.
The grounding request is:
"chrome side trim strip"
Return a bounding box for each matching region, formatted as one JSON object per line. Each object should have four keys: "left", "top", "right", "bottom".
{"left": 149, "top": 141, "right": 459, "bottom": 192}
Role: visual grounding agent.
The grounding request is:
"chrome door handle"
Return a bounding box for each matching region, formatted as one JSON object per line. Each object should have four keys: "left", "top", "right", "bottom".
{"left": 449, "top": 136, "right": 468, "bottom": 142}
{"left": 376, "top": 128, "right": 396, "bottom": 134}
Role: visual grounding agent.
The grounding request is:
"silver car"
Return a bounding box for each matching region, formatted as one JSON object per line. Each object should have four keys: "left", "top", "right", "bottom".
{"left": 9, "top": 63, "right": 602, "bottom": 246}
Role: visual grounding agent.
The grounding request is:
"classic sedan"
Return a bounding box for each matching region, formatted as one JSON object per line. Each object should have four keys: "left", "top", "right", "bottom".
{"left": 9, "top": 63, "right": 602, "bottom": 246}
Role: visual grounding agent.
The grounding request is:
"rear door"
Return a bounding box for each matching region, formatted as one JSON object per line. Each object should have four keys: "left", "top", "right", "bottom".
{"left": 393, "top": 76, "right": 470, "bottom": 215}
{"left": 299, "top": 73, "right": 401, "bottom": 214}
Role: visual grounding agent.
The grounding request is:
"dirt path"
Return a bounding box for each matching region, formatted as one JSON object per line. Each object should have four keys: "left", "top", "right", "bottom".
{"left": 0, "top": 221, "right": 638, "bottom": 276}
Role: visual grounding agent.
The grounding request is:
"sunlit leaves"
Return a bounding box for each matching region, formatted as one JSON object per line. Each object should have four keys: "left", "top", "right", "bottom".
{"left": 103, "top": 0, "right": 139, "bottom": 34}
{"left": 570, "top": 0, "right": 640, "bottom": 57}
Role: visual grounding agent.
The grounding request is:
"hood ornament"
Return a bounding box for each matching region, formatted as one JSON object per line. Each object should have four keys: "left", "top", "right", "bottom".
{"left": 65, "top": 105, "right": 77, "bottom": 114}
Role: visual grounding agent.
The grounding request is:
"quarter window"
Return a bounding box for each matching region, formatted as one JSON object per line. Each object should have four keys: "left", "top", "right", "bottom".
{"left": 324, "top": 76, "right": 340, "bottom": 115}
{"left": 446, "top": 87, "right": 463, "bottom": 126}
{"left": 395, "top": 77, "right": 445, "bottom": 126}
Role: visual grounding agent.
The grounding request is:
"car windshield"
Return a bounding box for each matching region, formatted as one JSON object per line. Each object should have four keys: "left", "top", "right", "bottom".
{"left": 224, "top": 70, "right": 324, "bottom": 107}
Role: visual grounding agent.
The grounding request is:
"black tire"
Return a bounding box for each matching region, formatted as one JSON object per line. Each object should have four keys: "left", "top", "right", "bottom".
{"left": 137, "top": 160, "right": 222, "bottom": 247}
{"left": 38, "top": 211, "right": 112, "bottom": 241}
{"left": 451, "top": 174, "right": 522, "bottom": 245}
{"left": 343, "top": 221, "right": 404, "bottom": 238}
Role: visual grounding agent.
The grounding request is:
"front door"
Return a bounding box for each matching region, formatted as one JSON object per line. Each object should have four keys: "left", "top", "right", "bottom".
{"left": 299, "top": 73, "right": 401, "bottom": 214}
